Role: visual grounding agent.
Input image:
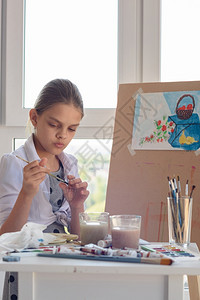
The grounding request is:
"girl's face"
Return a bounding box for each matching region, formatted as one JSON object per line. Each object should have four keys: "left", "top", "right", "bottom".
{"left": 29, "top": 103, "right": 82, "bottom": 157}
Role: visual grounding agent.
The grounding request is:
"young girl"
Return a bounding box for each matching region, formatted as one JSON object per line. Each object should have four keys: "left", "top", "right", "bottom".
{"left": 0, "top": 78, "right": 89, "bottom": 299}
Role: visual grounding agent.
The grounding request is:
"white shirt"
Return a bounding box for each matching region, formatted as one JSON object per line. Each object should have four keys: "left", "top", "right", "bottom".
{"left": 0, "top": 135, "right": 79, "bottom": 226}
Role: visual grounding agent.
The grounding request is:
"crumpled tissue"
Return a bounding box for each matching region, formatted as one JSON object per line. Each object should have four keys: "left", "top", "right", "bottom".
{"left": 0, "top": 222, "right": 57, "bottom": 253}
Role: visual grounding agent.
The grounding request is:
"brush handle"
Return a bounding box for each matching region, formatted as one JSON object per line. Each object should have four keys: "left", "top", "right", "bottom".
{"left": 16, "top": 155, "right": 68, "bottom": 185}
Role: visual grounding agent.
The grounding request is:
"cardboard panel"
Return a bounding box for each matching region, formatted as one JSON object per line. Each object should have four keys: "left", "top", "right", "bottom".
{"left": 106, "top": 81, "right": 200, "bottom": 246}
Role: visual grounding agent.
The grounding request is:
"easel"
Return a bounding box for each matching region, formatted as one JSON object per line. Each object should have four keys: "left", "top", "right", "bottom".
{"left": 105, "top": 81, "right": 200, "bottom": 299}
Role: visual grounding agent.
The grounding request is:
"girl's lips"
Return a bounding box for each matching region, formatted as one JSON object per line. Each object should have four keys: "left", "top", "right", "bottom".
{"left": 55, "top": 143, "right": 64, "bottom": 148}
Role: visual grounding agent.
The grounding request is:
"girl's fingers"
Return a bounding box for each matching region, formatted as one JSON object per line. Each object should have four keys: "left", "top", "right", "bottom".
{"left": 24, "top": 160, "right": 40, "bottom": 170}
{"left": 59, "top": 181, "right": 89, "bottom": 193}
{"left": 21, "top": 158, "right": 49, "bottom": 196}
{"left": 24, "top": 158, "right": 49, "bottom": 170}
{"left": 59, "top": 182, "right": 67, "bottom": 191}
{"left": 23, "top": 160, "right": 50, "bottom": 187}
{"left": 81, "top": 189, "right": 90, "bottom": 196}
{"left": 73, "top": 181, "right": 88, "bottom": 189}
{"left": 39, "top": 157, "right": 48, "bottom": 168}
{"left": 29, "top": 172, "right": 47, "bottom": 182}
{"left": 68, "top": 177, "right": 88, "bottom": 188}
{"left": 24, "top": 160, "right": 50, "bottom": 175}
{"left": 67, "top": 175, "right": 76, "bottom": 181}
{"left": 60, "top": 176, "right": 89, "bottom": 195}
{"left": 24, "top": 167, "right": 49, "bottom": 180}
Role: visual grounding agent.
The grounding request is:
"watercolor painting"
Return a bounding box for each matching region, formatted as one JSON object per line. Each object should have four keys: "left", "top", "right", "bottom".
{"left": 132, "top": 90, "right": 200, "bottom": 150}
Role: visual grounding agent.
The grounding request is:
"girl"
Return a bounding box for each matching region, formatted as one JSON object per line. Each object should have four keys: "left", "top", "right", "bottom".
{"left": 0, "top": 78, "right": 89, "bottom": 299}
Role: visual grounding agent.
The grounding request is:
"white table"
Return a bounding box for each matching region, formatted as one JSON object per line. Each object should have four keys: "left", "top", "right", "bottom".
{"left": 0, "top": 243, "right": 199, "bottom": 300}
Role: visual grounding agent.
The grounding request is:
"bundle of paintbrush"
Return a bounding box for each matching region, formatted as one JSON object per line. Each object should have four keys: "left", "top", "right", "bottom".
{"left": 167, "top": 176, "right": 195, "bottom": 245}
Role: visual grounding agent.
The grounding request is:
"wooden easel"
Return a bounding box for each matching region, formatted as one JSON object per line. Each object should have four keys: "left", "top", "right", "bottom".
{"left": 105, "top": 81, "right": 200, "bottom": 299}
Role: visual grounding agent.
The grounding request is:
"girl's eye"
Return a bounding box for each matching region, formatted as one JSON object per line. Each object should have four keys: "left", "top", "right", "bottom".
{"left": 49, "top": 123, "right": 62, "bottom": 128}
{"left": 69, "top": 128, "right": 76, "bottom": 132}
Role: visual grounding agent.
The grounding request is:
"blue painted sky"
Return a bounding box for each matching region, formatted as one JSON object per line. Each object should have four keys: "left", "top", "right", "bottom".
{"left": 163, "top": 91, "right": 200, "bottom": 114}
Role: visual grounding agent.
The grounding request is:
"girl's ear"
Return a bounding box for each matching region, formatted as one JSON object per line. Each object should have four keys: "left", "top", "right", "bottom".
{"left": 29, "top": 109, "right": 38, "bottom": 128}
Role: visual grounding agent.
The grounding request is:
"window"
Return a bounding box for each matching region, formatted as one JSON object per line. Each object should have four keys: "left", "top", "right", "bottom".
{"left": 1, "top": 0, "right": 159, "bottom": 212}
{"left": 14, "top": 138, "right": 111, "bottom": 211}
{"left": 24, "top": 0, "right": 117, "bottom": 109}
{"left": 3, "top": 0, "right": 143, "bottom": 127}
{"left": 161, "top": 0, "right": 200, "bottom": 82}
{"left": 3, "top": 0, "right": 118, "bottom": 127}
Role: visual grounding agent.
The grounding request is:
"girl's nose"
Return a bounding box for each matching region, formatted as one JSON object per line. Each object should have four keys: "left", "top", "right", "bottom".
{"left": 56, "top": 128, "right": 67, "bottom": 139}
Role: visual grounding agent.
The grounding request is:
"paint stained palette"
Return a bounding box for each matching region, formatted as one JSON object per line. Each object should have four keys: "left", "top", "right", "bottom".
{"left": 146, "top": 244, "right": 200, "bottom": 261}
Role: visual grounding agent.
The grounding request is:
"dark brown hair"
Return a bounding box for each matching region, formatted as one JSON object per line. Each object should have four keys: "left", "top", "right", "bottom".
{"left": 34, "top": 79, "right": 84, "bottom": 117}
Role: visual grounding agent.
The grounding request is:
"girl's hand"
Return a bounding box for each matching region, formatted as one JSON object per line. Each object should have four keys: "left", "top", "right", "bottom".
{"left": 59, "top": 175, "right": 89, "bottom": 209}
{"left": 21, "top": 158, "right": 50, "bottom": 197}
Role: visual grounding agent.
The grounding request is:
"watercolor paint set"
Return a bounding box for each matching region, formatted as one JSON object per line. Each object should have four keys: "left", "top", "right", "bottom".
{"left": 141, "top": 244, "right": 200, "bottom": 261}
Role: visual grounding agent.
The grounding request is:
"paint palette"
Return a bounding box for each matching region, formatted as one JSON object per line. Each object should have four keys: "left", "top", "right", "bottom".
{"left": 143, "top": 244, "right": 200, "bottom": 261}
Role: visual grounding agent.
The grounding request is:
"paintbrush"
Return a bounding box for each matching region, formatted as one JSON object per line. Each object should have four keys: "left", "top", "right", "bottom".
{"left": 190, "top": 185, "right": 196, "bottom": 198}
{"left": 37, "top": 252, "right": 174, "bottom": 265}
{"left": 16, "top": 155, "right": 68, "bottom": 185}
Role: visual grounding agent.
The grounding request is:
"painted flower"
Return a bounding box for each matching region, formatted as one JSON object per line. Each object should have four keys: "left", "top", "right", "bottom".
{"left": 139, "top": 115, "right": 175, "bottom": 146}
{"left": 157, "top": 120, "right": 161, "bottom": 126}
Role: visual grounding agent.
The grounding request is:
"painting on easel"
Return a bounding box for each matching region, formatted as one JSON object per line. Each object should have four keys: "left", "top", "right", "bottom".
{"left": 132, "top": 90, "right": 200, "bottom": 151}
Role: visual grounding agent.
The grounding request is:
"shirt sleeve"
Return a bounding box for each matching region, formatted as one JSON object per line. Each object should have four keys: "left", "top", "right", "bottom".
{"left": 0, "top": 154, "right": 23, "bottom": 226}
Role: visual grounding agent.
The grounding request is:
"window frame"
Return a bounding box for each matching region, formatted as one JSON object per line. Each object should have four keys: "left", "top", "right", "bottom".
{"left": 2, "top": 0, "right": 161, "bottom": 126}
{"left": 0, "top": 0, "right": 161, "bottom": 158}
{"left": 3, "top": 0, "right": 118, "bottom": 128}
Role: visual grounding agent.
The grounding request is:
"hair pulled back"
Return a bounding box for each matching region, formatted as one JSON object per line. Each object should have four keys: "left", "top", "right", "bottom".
{"left": 34, "top": 79, "right": 84, "bottom": 117}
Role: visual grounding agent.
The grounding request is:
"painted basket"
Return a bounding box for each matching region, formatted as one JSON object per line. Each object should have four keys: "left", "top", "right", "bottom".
{"left": 176, "top": 94, "right": 195, "bottom": 120}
